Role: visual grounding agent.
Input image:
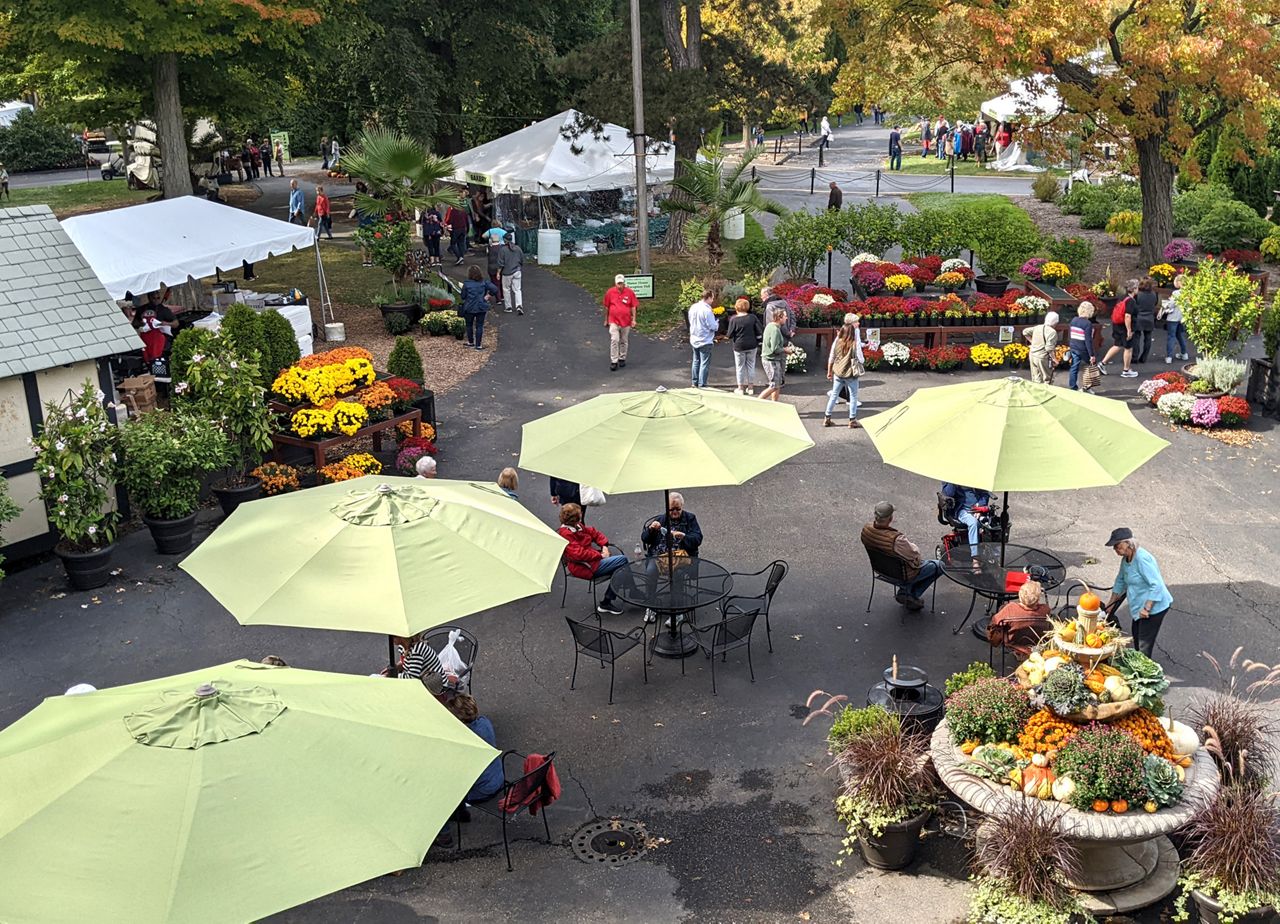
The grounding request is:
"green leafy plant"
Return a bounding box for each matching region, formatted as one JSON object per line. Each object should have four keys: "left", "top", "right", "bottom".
{"left": 1260, "top": 232, "right": 1280, "bottom": 266}
{"left": 734, "top": 238, "right": 782, "bottom": 278}
{"left": 1173, "top": 782, "right": 1280, "bottom": 923}
{"left": 1192, "top": 356, "right": 1248, "bottom": 394}
{"left": 119, "top": 409, "right": 229, "bottom": 519}
{"left": 1112, "top": 648, "right": 1171, "bottom": 712}
{"left": 0, "top": 108, "right": 81, "bottom": 171}
{"left": 946, "top": 677, "right": 1034, "bottom": 744}
{"left": 1046, "top": 235, "right": 1093, "bottom": 279}
{"left": 1031, "top": 171, "right": 1060, "bottom": 203}
{"left": 1173, "top": 183, "right": 1236, "bottom": 236}
{"left": 218, "top": 304, "right": 264, "bottom": 367}
{"left": 1031, "top": 663, "right": 1094, "bottom": 715}
{"left": 967, "top": 205, "right": 1042, "bottom": 280}
{"left": 945, "top": 661, "right": 996, "bottom": 697}
{"left": 897, "top": 208, "right": 964, "bottom": 258}
{"left": 1180, "top": 257, "right": 1265, "bottom": 358}
{"left": 0, "top": 474, "right": 22, "bottom": 581}
{"left": 771, "top": 210, "right": 834, "bottom": 279}
{"left": 1144, "top": 755, "right": 1184, "bottom": 808}
{"left": 181, "top": 337, "right": 274, "bottom": 483}
{"left": 31, "top": 380, "right": 119, "bottom": 550}
{"left": 1052, "top": 723, "right": 1147, "bottom": 811}
{"left": 1194, "top": 199, "right": 1273, "bottom": 251}
{"left": 828, "top": 704, "right": 900, "bottom": 751}
{"left": 1263, "top": 292, "right": 1280, "bottom": 361}
{"left": 968, "top": 800, "right": 1087, "bottom": 924}
{"left": 170, "top": 327, "right": 216, "bottom": 383}
{"left": 446, "top": 314, "right": 466, "bottom": 338}
{"left": 355, "top": 220, "right": 416, "bottom": 294}
{"left": 258, "top": 310, "right": 300, "bottom": 384}
{"left": 1105, "top": 210, "right": 1143, "bottom": 245}
{"left": 384, "top": 311, "right": 412, "bottom": 335}
{"left": 834, "top": 709, "right": 937, "bottom": 841}
{"left": 387, "top": 336, "right": 425, "bottom": 382}
{"left": 420, "top": 311, "right": 454, "bottom": 336}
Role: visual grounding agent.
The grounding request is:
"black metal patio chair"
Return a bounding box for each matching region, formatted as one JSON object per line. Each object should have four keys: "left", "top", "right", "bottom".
{"left": 457, "top": 750, "right": 557, "bottom": 871}
{"left": 721, "top": 559, "right": 788, "bottom": 652}
{"left": 865, "top": 547, "right": 936, "bottom": 614}
{"left": 564, "top": 615, "right": 647, "bottom": 704}
{"left": 423, "top": 625, "right": 478, "bottom": 694}
{"left": 685, "top": 604, "right": 760, "bottom": 695}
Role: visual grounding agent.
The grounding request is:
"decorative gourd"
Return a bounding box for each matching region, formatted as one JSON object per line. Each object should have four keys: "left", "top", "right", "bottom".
{"left": 1159, "top": 718, "right": 1200, "bottom": 756}
{"left": 1103, "top": 675, "right": 1132, "bottom": 702}
{"left": 1023, "top": 765, "right": 1056, "bottom": 799}
{"left": 1079, "top": 592, "right": 1102, "bottom": 612}
{"left": 1052, "top": 775, "right": 1076, "bottom": 803}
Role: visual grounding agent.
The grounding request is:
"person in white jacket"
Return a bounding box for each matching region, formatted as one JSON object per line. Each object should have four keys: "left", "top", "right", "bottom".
{"left": 824, "top": 313, "right": 866, "bottom": 429}
{"left": 687, "top": 289, "right": 718, "bottom": 387}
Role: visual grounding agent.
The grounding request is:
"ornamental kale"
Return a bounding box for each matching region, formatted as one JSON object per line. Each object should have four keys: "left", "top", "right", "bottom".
{"left": 1031, "top": 663, "right": 1094, "bottom": 716}
{"left": 1143, "top": 755, "right": 1184, "bottom": 808}
{"left": 1114, "top": 648, "right": 1170, "bottom": 712}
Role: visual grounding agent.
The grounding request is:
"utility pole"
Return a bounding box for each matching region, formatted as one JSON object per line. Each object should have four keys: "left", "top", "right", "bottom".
{"left": 629, "top": 0, "right": 651, "bottom": 273}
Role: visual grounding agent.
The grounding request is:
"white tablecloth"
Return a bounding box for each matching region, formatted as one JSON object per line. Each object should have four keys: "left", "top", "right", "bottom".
{"left": 195, "top": 296, "right": 313, "bottom": 356}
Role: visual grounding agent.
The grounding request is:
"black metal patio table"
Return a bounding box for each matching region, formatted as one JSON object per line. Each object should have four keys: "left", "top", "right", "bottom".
{"left": 609, "top": 557, "right": 733, "bottom": 659}
{"left": 940, "top": 542, "right": 1065, "bottom": 638}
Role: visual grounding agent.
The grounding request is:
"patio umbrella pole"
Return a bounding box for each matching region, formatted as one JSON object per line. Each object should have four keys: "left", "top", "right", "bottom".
{"left": 388, "top": 635, "right": 397, "bottom": 677}
{"left": 1000, "top": 491, "right": 1009, "bottom": 569}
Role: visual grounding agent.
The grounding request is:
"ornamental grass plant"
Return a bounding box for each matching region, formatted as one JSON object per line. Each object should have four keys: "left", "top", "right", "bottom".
{"left": 968, "top": 800, "right": 1086, "bottom": 924}
{"left": 1174, "top": 782, "right": 1280, "bottom": 923}
{"left": 833, "top": 706, "right": 937, "bottom": 839}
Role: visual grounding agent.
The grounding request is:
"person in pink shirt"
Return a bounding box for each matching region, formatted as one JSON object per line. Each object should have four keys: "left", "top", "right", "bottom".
{"left": 602, "top": 274, "right": 638, "bottom": 372}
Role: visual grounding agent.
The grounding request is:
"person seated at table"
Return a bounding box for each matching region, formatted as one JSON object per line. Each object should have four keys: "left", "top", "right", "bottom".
{"left": 390, "top": 631, "right": 450, "bottom": 695}
{"left": 558, "top": 503, "right": 634, "bottom": 616}
{"left": 497, "top": 467, "right": 519, "bottom": 499}
{"left": 988, "top": 580, "right": 1053, "bottom": 658}
{"left": 640, "top": 492, "right": 704, "bottom": 622}
{"left": 446, "top": 693, "right": 505, "bottom": 804}
{"left": 859, "top": 501, "right": 941, "bottom": 612}
{"left": 941, "top": 481, "right": 991, "bottom": 565}
{"left": 415, "top": 455, "right": 437, "bottom": 479}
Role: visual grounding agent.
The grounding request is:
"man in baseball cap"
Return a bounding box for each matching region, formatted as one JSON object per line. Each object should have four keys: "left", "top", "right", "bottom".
{"left": 602, "top": 274, "right": 638, "bottom": 372}
{"left": 860, "top": 501, "right": 941, "bottom": 611}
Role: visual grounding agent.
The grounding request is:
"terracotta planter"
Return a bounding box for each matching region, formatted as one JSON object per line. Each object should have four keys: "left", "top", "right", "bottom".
{"left": 142, "top": 513, "right": 198, "bottom": 555}
{"left": 858, "top": 809, "right": 930, "bottom": 870}
{"left": 212, "top": 477, "right": 263, "bottom": 518}
{"left": 56, "top": 542, "right": 115, "bottom": 591}
{"left": 1191, "top": 890, "right": 1279, "bottom": 924}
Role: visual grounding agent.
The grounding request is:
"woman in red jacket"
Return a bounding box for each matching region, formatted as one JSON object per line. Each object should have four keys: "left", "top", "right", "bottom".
{"left": 558, "top": 503, "right": 633, "bottom": 615}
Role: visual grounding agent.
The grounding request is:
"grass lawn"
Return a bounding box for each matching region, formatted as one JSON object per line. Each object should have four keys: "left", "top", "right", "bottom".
{"left": 6, "top": 180, "right": 154, "bottom": 217}
{"left": 905, "top": 192, "right": 1015, "bottom": 211}
{"left": 213, "top": 242, "right": 389, "bottom": 305}
{"left": 545, "top": 217, "right": 764, "bottom": 334}
{"left": 886, "top": 158, "right": 1068, "bottom": 178}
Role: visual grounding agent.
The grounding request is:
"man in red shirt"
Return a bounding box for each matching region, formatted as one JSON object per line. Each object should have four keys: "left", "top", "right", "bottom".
{"left": 602, "top": 274, "right": 638, "bottom": 372}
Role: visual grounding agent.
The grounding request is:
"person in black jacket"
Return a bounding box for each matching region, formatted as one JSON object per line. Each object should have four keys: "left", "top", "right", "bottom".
{"left": 550, "top": 477, "right": 581, "bottom": 508}
{"left": 726, "top": 298, "right": 764, "bottom": 395}
{"left": 1124, "top": 277, "right": 1159, "bottom": 374}
{"left": 640, "top": 493, "right": 704, "bottom": 622}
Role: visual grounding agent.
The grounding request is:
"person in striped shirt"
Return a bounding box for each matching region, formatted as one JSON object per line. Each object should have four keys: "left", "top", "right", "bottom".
{"left": 392, "top": 633, "right": 449, "bottom": 695}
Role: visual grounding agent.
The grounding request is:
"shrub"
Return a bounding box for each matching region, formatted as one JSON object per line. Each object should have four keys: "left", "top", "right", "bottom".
{"left": 1219, "top": 248, "right": 1263, "bottom": 271}
{"left": 170, "top": 328, "right": 216, "bottom": 383}
{"left": 0, "top": 474, "right": 21, "bottom": 582}
{"left": 258, "top": 310, "right": 300, "bottom": 384}
{"left": 1194, "top": 199, "right": 1273, "bottom": 251}
{"left": 946, "top": 677, "right": 1033, "bottom": 744}
{"left": 828, "top": 704, "right": 900, "bottom": 751}
{"left": 182, "top": 337, "right": 274, "bottom": 480}
{"left": 1057, "top": 181, "right": 1096, "bottom": 216}
{"left": 0, "top": 109, "right": 81, "bottom": 171}
{"left": 835, "top": 201, "right": 902, "bottom": 257}
{"left": 1046, "top": 236, "right": 1093, "bottom": 279}
{"left": 219, "top": 303, "right": 265, "bottom": 366}
{"left": 1106, "top": 210, "right": 1142, "bottom": 245}
{"left": 31, "top": 380, "right": 119, "bottom": 550}
{"left": 945, "top": 661, "right": 996, "bottom": 697}
{"left": 1031, "top": 171, "right": 1060, "bottom": 203}
{"left": 734, "top": 237, "right": 782, "bottom": 277}
{"left": 387, "top": 336, "right": 424, "bottom": 382}
{"left": 384, "top": 311, "right": 412, "bottom": 335}
{"left": 1263, "top": 292, "right": 1280, "bottom": 360}
{"left": 968, "top": 204, "right": 1042, "bottom": 279}
{"left": 772, "top": 210, "right": 833, "bottom": 279}
{"left": 119, "top": 409, "right": 230, "bottom": 519}
{"left": 897, "top": 208, "right": 964, "bottom": 258}
{"left": 1173, "top": 183, "right": 1235, "bottom": 237}
{"left": 1261, "top": 232, "right": 1280, "bottom": 265}
{"left": 1180, "top": 258, "right": 1265, "bottom": 358}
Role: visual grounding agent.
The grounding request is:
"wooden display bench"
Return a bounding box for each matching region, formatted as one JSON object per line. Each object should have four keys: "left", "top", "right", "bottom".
{"left": 804, "top": 323, "right": 1069, "bottom": 357}
{"left": 270, "top": 409, "right": 423, "bottom": 471}
{"left": 1025, "top": 280, "right": 1082, "bottom": 311}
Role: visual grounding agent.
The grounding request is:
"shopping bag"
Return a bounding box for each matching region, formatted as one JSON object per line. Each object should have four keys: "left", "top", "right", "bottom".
{"left": 580, "top": 485, "right": 607, "bottom": 507}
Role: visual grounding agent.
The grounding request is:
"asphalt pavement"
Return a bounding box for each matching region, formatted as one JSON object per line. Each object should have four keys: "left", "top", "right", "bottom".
{"left": 2, "top": 244, "right": 1278, "bottom": 921}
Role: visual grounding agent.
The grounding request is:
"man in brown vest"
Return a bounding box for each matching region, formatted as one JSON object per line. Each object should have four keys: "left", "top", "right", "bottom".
{"left": 860, "top": 501, "right": 942, "bottom": 611}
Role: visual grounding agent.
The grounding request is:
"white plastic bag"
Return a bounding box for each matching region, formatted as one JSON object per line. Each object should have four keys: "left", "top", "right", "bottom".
{"left": 437, "top": 628, "right": 468, "bottom": 676}
{"left": 580, "top": 485, "right": 607, "bottom": 507}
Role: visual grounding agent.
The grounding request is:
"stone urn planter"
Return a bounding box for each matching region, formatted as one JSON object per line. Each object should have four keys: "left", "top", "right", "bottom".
{"left": 931, "top": 719, "right": 1220, "bottom": 916}
{"left": 1190, "top": 891, "right": 1279, "bottom": 924}
{"left": 56, "top": 542, "right": 115, "bottom": 591}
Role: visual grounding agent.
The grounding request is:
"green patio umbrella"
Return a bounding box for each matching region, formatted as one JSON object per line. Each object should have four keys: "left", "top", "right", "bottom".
{"left": 0, "top": 660, "right": 499, "bottom": 924}
{"left": 861, "top": 375, "right": 1168, "bottom": 566}
{"left": 517, "top": 386, "right": 815, "bottom": 494}
{"left": 180, "top": 476, "right": 566, "bottom": 640}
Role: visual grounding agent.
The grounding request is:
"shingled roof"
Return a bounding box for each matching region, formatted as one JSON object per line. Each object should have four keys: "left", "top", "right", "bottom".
{"left": 0, "top": 205, "right": 140, "bottom": 378}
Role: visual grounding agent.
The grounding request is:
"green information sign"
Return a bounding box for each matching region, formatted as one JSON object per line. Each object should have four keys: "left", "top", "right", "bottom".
{"left": 623, "top": 274, "right": 654, "bottom": 299}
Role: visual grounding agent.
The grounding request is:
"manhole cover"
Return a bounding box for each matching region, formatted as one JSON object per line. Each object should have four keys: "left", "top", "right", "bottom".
{"left": 571, "top": 819, "right": 649, "bottom": 867}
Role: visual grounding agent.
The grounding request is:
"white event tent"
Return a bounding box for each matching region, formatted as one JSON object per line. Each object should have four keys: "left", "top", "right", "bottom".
{"left": 0, "top": 100, "right": 33, "bottom": 127}
{"left": 451, "top": 109, "right": 674, "bottom": 195}
{"left": 981, "top": 76, "right": 1063, "bottom": 172}
{"left": 62, "top": 196, "right": 315, "bottom": 300}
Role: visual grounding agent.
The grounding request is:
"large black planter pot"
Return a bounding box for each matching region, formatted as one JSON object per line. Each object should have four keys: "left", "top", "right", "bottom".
{"left": 858, "top": 809, "right": 930, "bottom": 870}
{"left": 142, "top": 513, "right": 198, "bottom": 555}
{"left": 213, "top": 477, "right": 263, "bottom": 518}
{"left": 377, "top": 302, "right": 423, "bottom": 325}
{"left": 57, "top": 542, "right": 116, "bottom": 591}
{"left": 974, "top": 275, "right": 1010, "bottom": 296}
{"left": 1191, "top": 891, "right": 1279, "bottom": 924}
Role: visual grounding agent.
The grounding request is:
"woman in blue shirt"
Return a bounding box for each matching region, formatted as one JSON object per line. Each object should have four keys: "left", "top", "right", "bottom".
{"left": 1105, "top": 528, "right": 1173, "bottom": 656}
{"left": 459, "top": 265, "right": 498, "bottom": 351}
{"left": 447, "top": 694, "right": 504, "bottom": 803}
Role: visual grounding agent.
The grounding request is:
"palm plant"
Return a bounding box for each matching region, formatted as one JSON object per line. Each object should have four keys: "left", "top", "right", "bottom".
{"left": 662, "top": 127, "right": 786, "bottom": 271}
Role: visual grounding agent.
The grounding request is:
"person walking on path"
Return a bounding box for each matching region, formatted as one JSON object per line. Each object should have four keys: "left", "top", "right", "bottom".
{"left": 1099, "top": 278, "right": 1137, "bottom": 375}
{"left": 274, "top": 140, "right": 285, "bottom": 176}
{"left": 1161, "top": 274, "right": 1190, "bottom": 362}
{"left": 1023, "top": 310, "right": 1059, "bottom": 384}
{"left": 420, "top": 208, "right": 443, "bottom": 264}
{"left": 459, "top": 265, "right": 498, "bottom": 351}
{"left": 1067, "top": 302, "right": 1097, "bottom": 391}
{"left": 920, "top": 118, "right": 933, "bottom": 157}
{"left": 823, "top": 315, "right": 865, "bottom": 428}
{"left": 0, "top": 163, "right": 8, "bottom": 201}
{"left": 1125, "top": 277, "right": 1159, "bottom": 373}
{"left": 485, "top": 237, "right": 504, "bottom": 308}
{"left": 687, "top": 289, "right": 718, "bottom": 388}
{"left": 261, "top": 136, "right": 274, "bottom": 177}
{"left": 888, "top": 125, "right": 903, "bottom": 171}
{"left": 758, "top": 305, "right": 787, "bottom": 402}
{"left": 444, "top": 203, "right": 470, "bottom": 265}
{"left": 726, "top": 297, "right": 763, "bottom": 394}
{"left": 330, "top": 137, "right": 341, "bottom": 172}
{"left": 287, "top": 179, "right": 305, "bottom": 225}
{"left": 1105, "top": 528, "right": 1172, "bottom": 657}
{"left": 498, "top": 233, "right": 524, "bottom": 315}
{"left": 311, "top": 184, "right": 333, "bottom": 240}
{"left": 321, "top": 135, "right": 329, "bottom": 171}
{"left": 827, "top": 181, "right": 843, "bottom": 211}
{"left": 819, "top": 115, "right": 833, "bottom": 149}
{"left": 603, "top": 274, "right": 638, "bottom": 372}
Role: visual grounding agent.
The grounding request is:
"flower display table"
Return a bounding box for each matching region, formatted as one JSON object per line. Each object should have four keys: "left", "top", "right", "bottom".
{"left": 270, "top": 409, "right": 423, "bottom": 471}
{"left": 930, "top": 718, "right": 1219, "bottom": 915}
{"left": 802, "top": 323, "right": 1069, "bottom": 359}
{"left": 1025, "top": 281, "right": 1082, "bottom": 312}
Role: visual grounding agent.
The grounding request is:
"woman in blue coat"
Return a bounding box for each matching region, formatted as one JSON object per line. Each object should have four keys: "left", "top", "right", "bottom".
{"left": 459, "top": 265, "right": 498, "bottom": 351}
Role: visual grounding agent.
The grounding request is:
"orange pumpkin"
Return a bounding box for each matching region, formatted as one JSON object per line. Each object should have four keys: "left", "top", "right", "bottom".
{"left": 1110, "top": 799, "right": 1129, "bottom": 813}
{"left": 1092, "top": 800, "right": 1109, "bottom": 813}
{"left": 1080, "top": 592, "right": 1101, "bottom": 611}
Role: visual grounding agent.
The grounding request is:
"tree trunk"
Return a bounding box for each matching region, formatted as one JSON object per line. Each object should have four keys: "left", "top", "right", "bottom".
{"left": 742, "top": 114, "right": 750, "bottom": 148}
{"left": 1136, "top": 134, "right": 1175, "bottom": 267}
{"left": 152, "top": 52, "right": 193, "bottom": 199}
{"left": 707, "top": 219, "right": 723, "bottom": 271}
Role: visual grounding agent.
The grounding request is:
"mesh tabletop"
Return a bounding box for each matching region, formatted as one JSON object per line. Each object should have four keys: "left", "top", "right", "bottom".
{"left": 609, "top": 557, "right": 733, "bottom": 614}
{"left": 939, "top": 542, "right": 1065, "bottom": 598}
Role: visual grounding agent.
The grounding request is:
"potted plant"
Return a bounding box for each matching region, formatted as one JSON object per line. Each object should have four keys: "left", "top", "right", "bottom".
{"left": 1181, "top": 258, "right": 1265, "bottom": 360}
{"left": 31, "top": 381, "right": 120, "bottom": 590}
{"left": 1174, "top": 781, "right": 1280, "bottom": 924}
{"left": 968, "top": 800, "right": 1089, "bottom": 924}
{"left": 119, "top": 409, "right": 230, "bottom": 554}
{"left": 1165, "top": 237, "right": 1197, "bottom": 267}
{"left": 182, "top": 338, "right": 275, "bottom": 517}
{"left": 832, "top": 705, "right": 937, "bottom": 870}
{"left": 970, "top": 218, "right": 1042, "bottom": 296}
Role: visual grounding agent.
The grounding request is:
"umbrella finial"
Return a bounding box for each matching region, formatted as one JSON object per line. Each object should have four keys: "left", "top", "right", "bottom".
{"left": 376, "top": 483, "right": 394, "bottom": 495}
{"left": 655, "top": 385, "right": 668, "bottom": 393}
{"left": 195, "top": 683, "right": 219, "bottom": 698}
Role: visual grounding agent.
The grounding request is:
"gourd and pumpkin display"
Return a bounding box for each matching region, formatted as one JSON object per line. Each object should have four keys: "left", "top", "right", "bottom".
{"left": 948, "top": 598, "right": 1197, "bottom": 813}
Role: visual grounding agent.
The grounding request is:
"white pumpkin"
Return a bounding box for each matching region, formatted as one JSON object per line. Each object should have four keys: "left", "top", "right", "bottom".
{"left": 1052, "top": 775, "right": 1076, "bottom": 803}
{"left": 1159, "top": 717, "right": 1200, "bottom": 756}
{"left": 1043, "top": 656, "right": 1067, "bottom": 673}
